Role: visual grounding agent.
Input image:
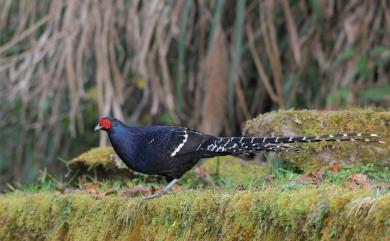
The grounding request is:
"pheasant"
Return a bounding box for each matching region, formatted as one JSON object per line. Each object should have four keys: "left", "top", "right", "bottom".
{"left": 94, "top": 117, "right": 383, "bottom": 199}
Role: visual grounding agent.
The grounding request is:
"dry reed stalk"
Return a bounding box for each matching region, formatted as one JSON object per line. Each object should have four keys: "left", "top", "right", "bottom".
{"left": 0, "top": 0, "right": 388, "bottom": 186}
{"left": 260, "top": 1, "right": 285, "bottom": 109}
{"left": 200, "top": 27, "right": 228, "bottom": 135}
{"left": 246, "top": 23, "right": 278, "bottom": 102}
{"left": 282, "top": 0, "right": 301, "bottom": 67}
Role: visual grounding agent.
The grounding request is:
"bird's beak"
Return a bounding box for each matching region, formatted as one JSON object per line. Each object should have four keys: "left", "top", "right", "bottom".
{"left": 94, "top": 124, "right": 103, "bottom": 131}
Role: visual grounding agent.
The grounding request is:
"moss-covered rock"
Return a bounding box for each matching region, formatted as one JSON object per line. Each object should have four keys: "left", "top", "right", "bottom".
{"left": 67, "top": 147, "right": 142, "bottom": 182}
{"left": 68, "top": 147, "right": 127, "bottom": 171}
{"left": 243, "top": 109, "right": 390, "bottom": 171}
{"left": 0, "top": 186, "right": 388, "bottom": 241}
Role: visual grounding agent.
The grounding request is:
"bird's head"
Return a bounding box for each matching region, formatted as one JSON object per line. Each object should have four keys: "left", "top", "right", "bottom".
{"left": 94, "top": 117, "right": 114, "bottom": 132}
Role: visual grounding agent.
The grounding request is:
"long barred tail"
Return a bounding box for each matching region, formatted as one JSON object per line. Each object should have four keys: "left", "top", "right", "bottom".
{"left": 202, "top": 133, "right": 384, "bottom": 154}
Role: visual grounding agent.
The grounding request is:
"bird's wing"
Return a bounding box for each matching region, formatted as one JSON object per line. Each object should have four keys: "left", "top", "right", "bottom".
{"left": 167, "top": 127, "right": 210, "bottom": 157}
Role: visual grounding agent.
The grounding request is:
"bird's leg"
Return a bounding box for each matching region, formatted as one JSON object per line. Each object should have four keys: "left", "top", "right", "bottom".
{"left": 144, "top": 179, "right": 179, "bottom": 200}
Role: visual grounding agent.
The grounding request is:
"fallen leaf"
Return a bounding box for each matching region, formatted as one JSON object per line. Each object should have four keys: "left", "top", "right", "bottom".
{"left": 121, "top": 186, "right": 151, "bottom": 197}
{"left": 194, "top": 166, "right": 210, "bottom": 177}
{"left": 348, "top": 173, "right": 371, "bottom": 189}
{"left": 295, "top": 173, "right": 314, "bottom": 184}
{"left": 94, "top": 189, "right": 117, "bottom": 200}
{"left": 264, "top": 175, "right": 276, "bottom": 183}
{"left": 86, "top": 184, "right": 99, "bottom": 194}
{"left": 102, "top": 189, "right": 116, "bottom": 196}
{"left": 171, "top": 185, "right": 182, "bottom": 192}
{"left": 194, "top": 166, "right": 215, "bottom": 186}
{"left": 63, "top": 188, "right": 85, "bottom": 194}
{"left": 374, "top": 182, "right": 390, "bottom": 190}
{"left": 294, "top": 170, "right": 324, "bottom": 186}
{"left": 331, "top": 162, "right": 340, "bottom": 173}
{"left": 83, "top": 182, "right": 102, "bottom": 194}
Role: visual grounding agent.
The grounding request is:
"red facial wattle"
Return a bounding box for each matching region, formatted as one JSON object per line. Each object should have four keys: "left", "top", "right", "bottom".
{"left": 99, "top": 118, "right": 112, "bottom": 129}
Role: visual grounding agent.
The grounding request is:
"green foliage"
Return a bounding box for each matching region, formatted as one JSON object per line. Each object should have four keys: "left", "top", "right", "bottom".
{"left": 158, "top": 112, "right": 176, "bottom": 125}
{"left": 337, "top": 48, "right": 355, "bottom": 62}
{"left": 324, "top": 164, "right": 390, "bottom": 185}
{"left": 363, "top": 85, "right": 390, "bottom": 102}
{"left": 176, "top": 0, "right": 192, "bottom": 113}
{"left": 10, "top": 168, "right": 60, "bottom": 193}
{"left": 228, "top": 0, "right": 246, "bottom": 122}
{"left": 357, "top": 54, "right": 369, "bottom": 79}
{"left": 326, "top": 88, "right": 349, "bottom": 107}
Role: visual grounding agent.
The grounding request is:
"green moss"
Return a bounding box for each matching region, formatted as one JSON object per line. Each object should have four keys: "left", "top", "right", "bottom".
{"left": 68, "top": 147, "right": 125, "bottom": 171}
{"left": 184, "top": 156, "right": 268, "bottom": 188}
{"left": 0, "top": 186, "right": 388, "bottom": 241}
{"left": 243, "top": 109, "right": 390, "bottom": 171}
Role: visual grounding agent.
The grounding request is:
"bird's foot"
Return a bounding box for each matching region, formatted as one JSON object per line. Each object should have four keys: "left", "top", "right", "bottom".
{"left": 144, "top": 190, "right": 167, "bottom": 200}
{"left": 144, "top": 179, "right": 179, "bottom": 200}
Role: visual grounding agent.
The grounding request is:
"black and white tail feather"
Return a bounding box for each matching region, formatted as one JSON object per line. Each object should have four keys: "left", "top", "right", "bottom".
{"left": 200, "top": 133, "right": 384, "bottom": 155}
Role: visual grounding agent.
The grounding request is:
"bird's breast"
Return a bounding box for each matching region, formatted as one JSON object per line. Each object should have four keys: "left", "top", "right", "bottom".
{"left": 113, "top": 142, "right": 164, "bottom": 175}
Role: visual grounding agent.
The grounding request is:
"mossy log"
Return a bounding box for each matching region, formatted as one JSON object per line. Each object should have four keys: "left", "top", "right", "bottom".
{"left": 67, "top": 147, "right": 138, "bottom": 180}
{"left": 0, "top": 187, "right": 389, "bottom": 241}
{"left": 243, "top": 109, "right": 390, "bottom": 171}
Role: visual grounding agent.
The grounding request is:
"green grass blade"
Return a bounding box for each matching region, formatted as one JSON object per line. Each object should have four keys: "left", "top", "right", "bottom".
{"left": 228, "top": 0, "right": 246, "bottom": 122}
{"left": 176, "top": 0, "right": 192, "bottom": 114}
{"left": 206, "top": 0, "right": 225, "bottom": 52}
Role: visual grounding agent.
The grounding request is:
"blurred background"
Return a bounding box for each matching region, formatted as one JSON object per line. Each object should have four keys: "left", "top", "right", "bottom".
{"left": 0, "top": 0, "right": 389, "bottom": 189}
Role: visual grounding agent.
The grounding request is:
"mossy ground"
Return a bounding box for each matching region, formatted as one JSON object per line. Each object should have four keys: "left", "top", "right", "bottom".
{"left": 1, "top": 159, "right": 389, "bottom": 241}
{"left": 0, "top": 184, "right": 389, "bottom": 241}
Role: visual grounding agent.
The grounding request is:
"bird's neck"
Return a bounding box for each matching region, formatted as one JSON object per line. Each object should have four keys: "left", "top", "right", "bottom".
{"left": 108, "top": 127, "right": 139, "bottom": 163}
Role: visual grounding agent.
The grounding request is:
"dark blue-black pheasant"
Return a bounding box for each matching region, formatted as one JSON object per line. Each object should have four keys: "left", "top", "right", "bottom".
{"left": 94, "top": 117, "right": 384, "bottom": 199}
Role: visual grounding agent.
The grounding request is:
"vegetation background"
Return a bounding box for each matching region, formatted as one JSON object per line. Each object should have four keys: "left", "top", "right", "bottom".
{"left": 0, "top": 0, "right": 389, "bottom": 190}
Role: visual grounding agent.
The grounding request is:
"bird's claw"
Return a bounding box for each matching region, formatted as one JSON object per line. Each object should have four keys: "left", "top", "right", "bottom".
{"left": 144, "top": 190, "right": 166, "bottom": 200}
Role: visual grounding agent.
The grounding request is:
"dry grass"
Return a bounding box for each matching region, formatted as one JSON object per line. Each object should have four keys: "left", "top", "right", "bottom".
{"left": 0, "top": 0, "right": 389, "bottom": 185}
